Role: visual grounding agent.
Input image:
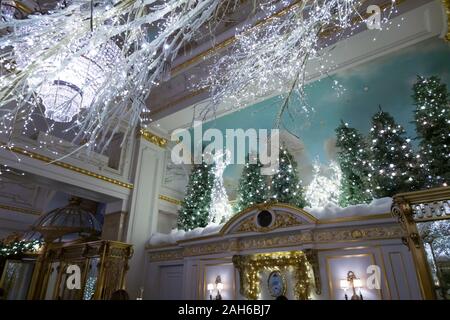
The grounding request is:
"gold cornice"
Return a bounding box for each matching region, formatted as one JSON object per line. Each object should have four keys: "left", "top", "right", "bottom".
{"left": 0, "top": 203, "right": 41, "bottom": 216}
{"left": 2, "top": 145, "right": 134, "bottom": 189}
{"left": 159, "top": 194, "right": 182, "bottom": 206}
{"left": 393, "top": 186, "right": 450, "bottom": 204}
{"left": 317, "top": 212, "right": 393, "bottom": 224}
{"left": 443, "top": 0, "right": 450, "bottom": 41}
{"left": 220, "top": 202, "right": 318, "bottom": 235}
{"left": 138, "top": 129, "right": 168, "bottom": 148}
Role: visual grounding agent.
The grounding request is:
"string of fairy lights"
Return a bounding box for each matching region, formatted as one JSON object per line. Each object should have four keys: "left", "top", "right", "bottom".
{"left": 0, "top": 0, "right": 401, "bottom": 158}
{"left": 0, "top": 239, "right": 43, "bottom": 257}
{"left": 196, "top": 0, "right": 400, "bottom": 122}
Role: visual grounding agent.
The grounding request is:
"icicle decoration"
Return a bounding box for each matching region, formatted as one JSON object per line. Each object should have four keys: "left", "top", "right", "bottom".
{"left": 0, "top": 0, "right": 398, "bottom": 154}
{"left": 197, "top": 0, "right": 398, "bottom": 121}
{"left": 0, "top": 0, "right": 241, "bottom": 151}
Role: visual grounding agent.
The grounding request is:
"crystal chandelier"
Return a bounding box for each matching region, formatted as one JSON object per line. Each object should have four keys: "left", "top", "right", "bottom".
{"left": 37, "top": 41, "right": 122, "bottom": 123}
{"left": 14, "top": 33, "right": 123, "bottom": 123}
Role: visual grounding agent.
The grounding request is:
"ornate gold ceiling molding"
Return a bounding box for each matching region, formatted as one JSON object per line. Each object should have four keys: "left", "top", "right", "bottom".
{"left": 138, "top": 129, "right": 168, "bottom": 148}
{"left": 0, "top": 203, "right": 41, "bottom": 216}
{"left": 2, "top": 145, "right": 134, "bottom": 189}
{"left": 159, "top": 194, "right": 182, "bottom": 206}
{"left": 443, "top": 0, "right": 450, "bottom": 41}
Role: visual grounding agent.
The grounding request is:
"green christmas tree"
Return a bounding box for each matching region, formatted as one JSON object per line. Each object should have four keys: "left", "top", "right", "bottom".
{"left": 335, "top": 121, "right": 372, "bottom": 206}
{"left": 269, "top": 145, "right": 308, "bottom": 208}
{"left": 234, "top": 154, "right": 268, "bottom": 213}
{"left": 177, "top": 161, "right": 215, "bottom": 230}
{"left": 412, "top": 76, "right": 450, "bottom": 186}
{"left": 368, "top": 109, "right": 424, "bottom": 198}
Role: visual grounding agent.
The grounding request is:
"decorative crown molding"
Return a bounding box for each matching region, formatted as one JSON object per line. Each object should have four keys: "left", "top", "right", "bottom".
{"left": 159, "top": 194, "right": 182, "bottom": 206}
{"left": 0, "top": 203, "right": 41, "bottom": 216}
{"left": 1, "top": 145, "right": 134, "bottom": 189}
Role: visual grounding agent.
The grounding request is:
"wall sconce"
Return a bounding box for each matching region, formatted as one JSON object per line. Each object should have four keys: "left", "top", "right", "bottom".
{"left": 207, "top": 275, "right": 223, "bottom": 300}
{"left": 340, "top": 271, "right": 363, "bottom": 300}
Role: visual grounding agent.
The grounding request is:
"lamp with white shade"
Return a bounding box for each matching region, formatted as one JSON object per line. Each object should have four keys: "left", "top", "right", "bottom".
{"left": 207, "top": 275, "right": 223, "bottom": 300}
{"left": 340, "top": 271, "right": 363, "bottom": 300}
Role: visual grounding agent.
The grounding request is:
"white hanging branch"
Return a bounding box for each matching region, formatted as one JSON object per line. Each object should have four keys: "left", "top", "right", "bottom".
{"left": 0, "top": 0, "right": 398, "bottom": 154}
{"left": 0, "top": 0, "right": 240, "bottom": 152}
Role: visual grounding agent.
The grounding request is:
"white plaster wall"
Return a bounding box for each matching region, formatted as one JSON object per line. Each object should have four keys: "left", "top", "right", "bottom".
{"left": 157, "top": 211, "right": 178, "bottom": 233}
{"left": 126, "top": 138, "right": 165, "bottom": 298}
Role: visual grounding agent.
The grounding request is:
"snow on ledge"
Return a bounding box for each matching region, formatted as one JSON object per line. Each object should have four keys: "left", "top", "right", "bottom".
{"left": 149, "top": 223, "right": 224, "bottom": 246}
{"left": 148, "top": 198, "right": 392, "bottom": 246}
{"left": 305, "top": 197, "right": 393, "bottom": 220}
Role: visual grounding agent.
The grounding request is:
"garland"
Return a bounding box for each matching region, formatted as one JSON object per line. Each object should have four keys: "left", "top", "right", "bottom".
{"left": 0, "top": 240, "right": 43, "bottom": 258}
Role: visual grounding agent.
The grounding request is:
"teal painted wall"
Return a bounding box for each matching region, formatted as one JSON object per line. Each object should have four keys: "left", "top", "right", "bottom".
{"left": 194, "top": 37, "right": 450, "bottom": 196}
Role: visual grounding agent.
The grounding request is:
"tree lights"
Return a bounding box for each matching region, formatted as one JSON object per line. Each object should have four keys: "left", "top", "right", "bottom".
{"left": 335, "top": 121, "right": 372, "bottom": 206}
{"left": 305, "top": 159, "right": 341, "bottom": 208}
{"left": 270, "top": 145, "right": 308, "bottom": 208}
{"left": 368, "top": 109, "right": 425, "bottom": 198}
{"left": 177, "top": 160, "right": 215, "bottom": 230}
{"left": 234, "top": 154, "right": 268, "bottom": 213}
{"left": 412, "top": 76, "right": 450, "bottom": 186}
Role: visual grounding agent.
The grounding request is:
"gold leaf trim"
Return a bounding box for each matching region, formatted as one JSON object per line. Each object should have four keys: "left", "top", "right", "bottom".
{"left": 148, "top": 225, "right": 403, "bottom": 261}
{"left": 235, "top": 211, "right": 303, "bottom": 233}
{"left": 233, "top": 252, "right": 310, "bottom": 300}
{"left": 0, "top": 203, "right": 41, "bottom": 216}
{"left": 138, "top": 129, "right": 168, "bottom": 148}
{"left": 2, "top": 145, "right": 134, "bottom": 189}
{"left": 159, "top": 194, "right": 182, "bottom": 205}
{"left": 443, "top": 0, "right": 450, "bottom": 41}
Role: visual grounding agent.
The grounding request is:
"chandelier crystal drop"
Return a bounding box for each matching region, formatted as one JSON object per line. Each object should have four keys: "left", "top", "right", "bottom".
{"left": 15, "top": 36, "right": 123, "bottom": 123}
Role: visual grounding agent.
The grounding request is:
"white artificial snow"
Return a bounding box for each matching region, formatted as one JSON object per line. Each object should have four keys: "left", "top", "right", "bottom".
{"left": 149, "top": 223, "right": 223, "bottom": 246}
{"left": 148, "top": 198, "right": 393, "bottom": 245}
{"left": 305, "top": 197, "right": 393, "bottom": 220}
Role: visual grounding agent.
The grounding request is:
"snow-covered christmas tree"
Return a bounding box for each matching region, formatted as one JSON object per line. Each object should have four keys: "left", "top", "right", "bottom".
{"left": 269, "top": 145, "right": 308, "bottom": 208}
{"left": 412, "top": 76, "right": 450, "bottom": 186}
{"left": 234, "top": 153, "right": 268, "bottom": 213}
{"left": 305, "top": 159, "right": 342, "bottom": 207}
{"left": 335, "top": 121, "right": 372, "bottom": 206}
{"left": 177, "top": 161, "right": 215, "bottom": 230}
{"left": 208, "top": 151, "right": 233, "bottom": 224}
{"left": 368, "top": 109, "right": 425, "bottom": 198}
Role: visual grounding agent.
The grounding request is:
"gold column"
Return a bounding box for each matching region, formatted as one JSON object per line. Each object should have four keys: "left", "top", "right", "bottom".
{"left": 391, "top": 198, "right": 435, "bottom": 299}
{"left": 443, "top": 0, "right": 450, "bottom": 41}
